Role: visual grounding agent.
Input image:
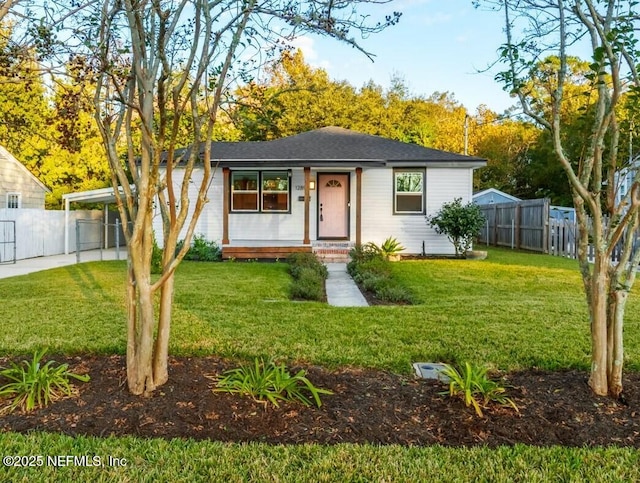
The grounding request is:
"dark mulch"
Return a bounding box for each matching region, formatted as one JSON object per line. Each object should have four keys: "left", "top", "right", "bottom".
{"left": 1, "top": 355, "right": 638, "bottom": 447}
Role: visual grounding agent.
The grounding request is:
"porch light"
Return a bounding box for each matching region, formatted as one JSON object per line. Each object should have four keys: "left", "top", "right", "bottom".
{"left": 309, "top": 180, "right": 316, "bottom": 190}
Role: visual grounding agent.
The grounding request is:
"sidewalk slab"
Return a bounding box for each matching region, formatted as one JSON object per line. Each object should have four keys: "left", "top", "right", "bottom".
{"left": 325, "top": 263, "right": 368, "bottom": 307}
{"left": 0, "top": 249, "right": 126, "bottom": 279}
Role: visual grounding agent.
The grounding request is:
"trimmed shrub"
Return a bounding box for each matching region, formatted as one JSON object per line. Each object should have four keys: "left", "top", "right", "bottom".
{"left": 348, "top": 242, "right": 414, "bottom": 305}
{"left": 287, "top": 252, "right": 328, "bottom": 279}
{"left": 176, "top": 235, "right": 221, "bottom": 262}
{"left": 287, "top": 253, "right": 327, "bottom": 301}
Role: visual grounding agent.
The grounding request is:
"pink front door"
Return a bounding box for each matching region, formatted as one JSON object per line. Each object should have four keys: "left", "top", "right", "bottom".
{"left": 318, "top": 173, "right": 349, "bottom": 239}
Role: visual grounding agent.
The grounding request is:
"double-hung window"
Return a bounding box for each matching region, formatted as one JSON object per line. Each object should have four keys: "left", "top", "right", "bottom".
{"left": 394, "top": 169, "right": 424, "bottom": 214}
{"left": 231, "top": 170, "right": 290, "bottom": 213}
{"left": 231, "top": 172, "right": 259, "bottom": 211}
{"left": 6, "top": 193, "right": 21, "bottom": 209}
{"left": 261, "top": 172, "right": 289, "bottom": 212}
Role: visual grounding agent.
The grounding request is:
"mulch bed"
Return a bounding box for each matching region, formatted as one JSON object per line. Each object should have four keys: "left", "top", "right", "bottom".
{"left": 1, "top": 355, "right": 638, "bottom": 447}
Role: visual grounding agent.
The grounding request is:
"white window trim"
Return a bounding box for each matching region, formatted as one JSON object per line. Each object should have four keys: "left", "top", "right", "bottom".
{"left": 6, "top": 192, "right": 21, "bottom": 209}
{"left": 394, "top": 169, "right": 424, "bottom": 214}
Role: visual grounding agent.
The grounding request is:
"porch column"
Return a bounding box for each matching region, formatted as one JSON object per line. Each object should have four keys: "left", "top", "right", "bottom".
{"left": 303, "top": 167, "right": 310, "bottom": 244}
{"left": 356, "top": 167, "right": 362, "bottom": 246}
{"left": 222, "top": 167, "right": 229, "bottom": 244}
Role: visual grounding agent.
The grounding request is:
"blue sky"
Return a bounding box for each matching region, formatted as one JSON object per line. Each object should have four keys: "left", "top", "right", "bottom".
{"left": 290, "top": 0, "right": 516, "bottom": 114}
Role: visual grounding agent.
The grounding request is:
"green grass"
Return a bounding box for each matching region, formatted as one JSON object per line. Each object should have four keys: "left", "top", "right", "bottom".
{"left": 1, "top": 248, "right": 639, "bottom": 480}
{"left": 0, "top": 432, "right": 639, "bottom": 482}
{"left": 1, "top": 249, "right": 638, "bottom": 373}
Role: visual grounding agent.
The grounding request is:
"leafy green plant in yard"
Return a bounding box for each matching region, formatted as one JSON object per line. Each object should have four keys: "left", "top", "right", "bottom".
{"left": 287, "top": 253, "right": 327, "bottom": 301}
{"left": 348, "top": 243, "right": 413, "bottom": 304}
{"left": 152, "top": 236, "right": 163, "bottom": 274}
{"left": 379, "top": 236, "right": 405, "bottom": 260}
{"left": 427, "top": 198, "right": 485, "bottom": 257}
{"left": 176, "top": 234, "right": 222, "bottom": 262}
{"left": 348, "top": 242, "right": 383, "bottom": 265}
{"left": 212, "top": 358, "right": 332, "bottom": 408}
{"left": 290, "top": 267, "right": 326, "bottom": 301}
{"left": 440, "top": 362, "right": 518, "bottom": 417}
{"left": 286, "top": 252, "right": 328, "bottom": 279}
{"left": 0, "top": 349, "right": 90, "bottom": 414}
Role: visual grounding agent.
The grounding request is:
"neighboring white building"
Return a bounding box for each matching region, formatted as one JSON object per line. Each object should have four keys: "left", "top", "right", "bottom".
{"left": 615, "top": 155, "right": 640, "bottom": 207}
{"left": 0, "top": 145, "right": 49, "bottom": 209}
{"left": 154, "top": 127, "right": 486, "bottom": 257}
{"left": 473, "top": 188, "right": 520, "bottom": 205}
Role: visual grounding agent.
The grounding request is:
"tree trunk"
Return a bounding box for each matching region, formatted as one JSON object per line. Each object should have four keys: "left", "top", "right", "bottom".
{"left": 608, "top": 287, "right": 626, "bottom": 398}
{"left": 153, "top": 272, "right": 174, "bottom": 387}
{"left": 587, "top": 256, "right": 609, "bottom": 396}
{"left": 126, "top": 279, "right": 157, "bottom": 396}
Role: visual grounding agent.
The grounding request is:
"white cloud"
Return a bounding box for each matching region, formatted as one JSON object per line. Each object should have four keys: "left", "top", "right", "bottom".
{"left": 288, "top": 36, "right": 332, "bottom": 70}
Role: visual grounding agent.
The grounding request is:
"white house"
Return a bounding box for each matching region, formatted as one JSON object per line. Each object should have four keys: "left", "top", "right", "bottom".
{"left": 0, "top": 145, "right": 49, "bottom": 209}
{"left": 156, "top": 127, "right": 486, "bottom": 258}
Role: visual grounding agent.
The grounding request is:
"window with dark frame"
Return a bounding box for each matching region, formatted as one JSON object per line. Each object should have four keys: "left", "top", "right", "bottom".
{"left": 231, "top": 170, "right": 290, "bottom": 213}
{"left": 394, "top": 169, "right": 424, "bottom": 214}
{"left": 7, "top": 193, "right": 20, "bottom": 209}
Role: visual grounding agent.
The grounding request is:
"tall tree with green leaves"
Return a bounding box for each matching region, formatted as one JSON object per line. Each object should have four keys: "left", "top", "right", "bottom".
{"left": 478, "top": 0, "right": 640, "bottom": 398}
{"left": 34, "top": 0, "right": 400, "bottom": 396}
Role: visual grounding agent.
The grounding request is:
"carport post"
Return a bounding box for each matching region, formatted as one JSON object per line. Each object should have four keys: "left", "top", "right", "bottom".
{"left": 104, "top": 205, "right": 109, "bottom": 249}
{"left": 64, "top": 197, "right": 70, "bottom": 254}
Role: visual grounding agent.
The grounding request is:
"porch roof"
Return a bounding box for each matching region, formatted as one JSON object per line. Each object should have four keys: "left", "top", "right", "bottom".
{"left": 174, "top": 127, "right": 487, "bottom": 168}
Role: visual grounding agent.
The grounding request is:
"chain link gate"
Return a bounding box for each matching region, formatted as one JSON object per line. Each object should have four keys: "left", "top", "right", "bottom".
{"left": 0, "top": 220, "right": 16, "bottom": 264}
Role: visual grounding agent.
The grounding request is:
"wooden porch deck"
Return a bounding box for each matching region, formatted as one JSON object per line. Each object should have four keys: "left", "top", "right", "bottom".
{"left": 222, "top": 240, "right": 312, "bottom": 260}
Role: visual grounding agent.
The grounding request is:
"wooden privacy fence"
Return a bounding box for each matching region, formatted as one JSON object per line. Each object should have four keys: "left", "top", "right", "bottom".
{"left": 478, "top": 199, "right": 635, "bottom": 263}
{"left": 477, "top": 199, "right": 550, "bottom": 252}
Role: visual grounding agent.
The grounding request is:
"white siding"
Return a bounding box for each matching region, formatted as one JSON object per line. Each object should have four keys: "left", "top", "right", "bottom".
{"left": 162, "top": 165, "right": 475, "bottom": 254}
{"left": 361, "top": 167, "right": 473, "bottom": 255}
{"left": 0, "top": 148, "right": 48, "bottom": 210}
{"left": 153, "top": 168, "right": 223, "bottom": 247}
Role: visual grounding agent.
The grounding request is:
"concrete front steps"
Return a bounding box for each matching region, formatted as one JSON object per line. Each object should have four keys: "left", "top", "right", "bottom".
{"left": 312, "top": 241, "right": 354, "bottom": 263}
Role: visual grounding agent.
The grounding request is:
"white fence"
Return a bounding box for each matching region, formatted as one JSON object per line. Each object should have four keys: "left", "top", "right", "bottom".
{"left": 0, "top": 209, "right": 107, "bottom": 261}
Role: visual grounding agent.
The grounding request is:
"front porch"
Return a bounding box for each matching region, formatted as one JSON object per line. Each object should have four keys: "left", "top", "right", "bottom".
{"left": 222, "top": 240, "right": 354, "bottom": 261}
{"left": 221, "top": 166, "right": 362, "bottom": 260}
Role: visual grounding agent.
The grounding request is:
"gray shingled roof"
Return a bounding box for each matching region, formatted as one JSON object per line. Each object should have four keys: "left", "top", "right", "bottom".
{"left": 189, "top": 127, "right": 486, "bottom": 168}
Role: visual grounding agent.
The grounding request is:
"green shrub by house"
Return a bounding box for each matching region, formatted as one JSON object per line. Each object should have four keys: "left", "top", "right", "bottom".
{"left": 287, "top": 253, "right": 328, "bottom": 301}
{"left": 348, "top": 243, "right": 414, "bottom": 304}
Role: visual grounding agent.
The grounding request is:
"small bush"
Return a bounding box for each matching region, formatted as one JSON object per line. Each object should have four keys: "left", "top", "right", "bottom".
{"left": 287, "top": 253, "right": 327, "bottom": 301}
{"left": 290, "top": 267, "right": 325, "bottom": 301}
{"left": 152, "top": 237, "right": 163, "bottom": 274}
{"left": 440, "top": 362, "right": 518, "bottom": 417}
{"left": 287, "top": 252, "right": 328, "bottom": 279}
{"left": 348, "top": 242, "right": 414, "bottom": 304}
{"left": 376, "top": 285, "right": 415, "bottom": 304}
{"left": 0, "top": 349, "right": 90, "bottom": 414}
{"left": 348, "top": 243, "right": 383, "bottom": 266}
{"left": 212, "top": 358, "right": 333, "bottom": 408}
{"left": 185, "top": 235, "right": 221, "bottom": 261}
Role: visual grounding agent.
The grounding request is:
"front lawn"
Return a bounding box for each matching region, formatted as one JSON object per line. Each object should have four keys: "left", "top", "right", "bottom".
{"left": 1, "top": 249, "right": 638, "bottom": 372}
{"left": 0, "top": 247, "right": 638, "bottom": 480}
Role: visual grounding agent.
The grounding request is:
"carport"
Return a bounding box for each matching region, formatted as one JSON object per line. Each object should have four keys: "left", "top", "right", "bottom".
{"left": 61, "top": 186, "right": 130, "bottom": 255}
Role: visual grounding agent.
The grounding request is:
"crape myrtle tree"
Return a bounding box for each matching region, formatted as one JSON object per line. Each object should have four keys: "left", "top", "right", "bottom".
{"left": 477, "top": 0, "right": 640, "bottom": 397}
{"left": 33, "top": 0, "right": 399, "bottom": 396}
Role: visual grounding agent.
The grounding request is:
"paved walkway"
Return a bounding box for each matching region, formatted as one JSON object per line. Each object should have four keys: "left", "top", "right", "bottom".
{"left": 325, "top": 263, "right": 369, "bottom": 307}
{"left": 0, "top": 249, "right": 126, "bottom": 279}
